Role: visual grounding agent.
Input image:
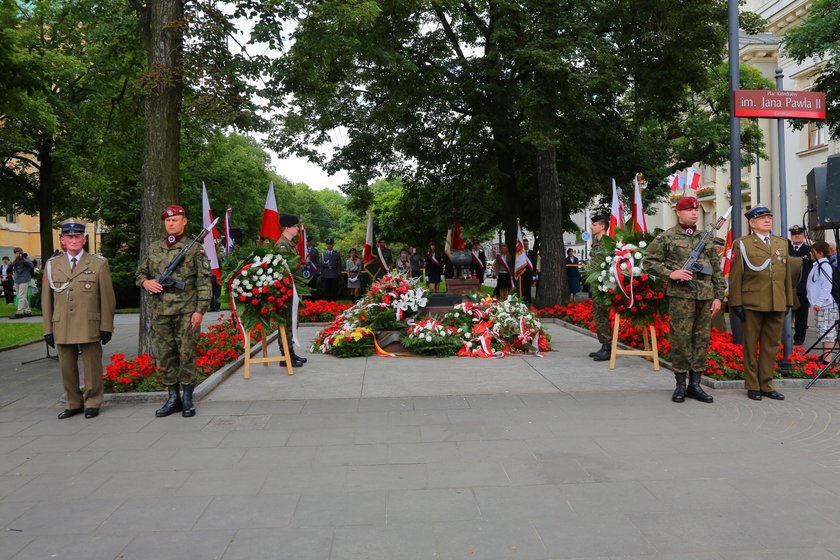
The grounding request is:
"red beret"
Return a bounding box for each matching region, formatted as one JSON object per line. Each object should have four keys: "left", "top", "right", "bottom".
{"left": 161, "top": 205, "right": 186, "bottom": 220}
{"left": 675, "top": 197, "right": 699, "bottom": 211}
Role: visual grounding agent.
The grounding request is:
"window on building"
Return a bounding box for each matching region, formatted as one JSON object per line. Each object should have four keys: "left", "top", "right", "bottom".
{"left": 808, "top": 122, "right": 827, "bottom": 148}
{"left": 5, "top": 213, "right": 15, "bottom": 223}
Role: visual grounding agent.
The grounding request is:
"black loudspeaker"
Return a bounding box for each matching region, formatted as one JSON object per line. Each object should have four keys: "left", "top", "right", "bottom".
{"left": 811, "top": 154, "right": 840, "bottom": 230}
{"left": 229, "top": 228, "right": 244, "bottom": 246}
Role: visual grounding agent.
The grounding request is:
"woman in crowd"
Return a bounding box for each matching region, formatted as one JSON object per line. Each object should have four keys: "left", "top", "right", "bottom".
{"left": 346, "top": 248, "right": 361, "bottom": 300}
{"left": 496, "top": 244, "right": 514, "bottom": 300}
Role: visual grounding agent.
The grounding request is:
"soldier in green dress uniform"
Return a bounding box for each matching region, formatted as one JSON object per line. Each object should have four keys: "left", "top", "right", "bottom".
{"left": 729, "top": 206, "right": 792, "bottom": 401}
{"left": 137, "top": 205, "right": 212, "bottom": 417}
{"left": 274, "top": 213, "right": 306, "bottom": 368}
{"left": 588, "top": 214, "right": 613, "bottom": 361}
{"left": 644, "top": 197, "right": 724, "bottom": 403}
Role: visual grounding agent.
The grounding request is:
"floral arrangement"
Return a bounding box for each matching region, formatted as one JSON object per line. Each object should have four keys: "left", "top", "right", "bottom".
{"left": 300, "top": 300, "right": 352, "bottom": 322}
{"left": 104, "top": 354, "right": 162, "bottom": 393}
{"left": 400, "top": 318, "right": 463, "bottom": 357}
{"left": 585, "top": 227, "right": 668, "bottom": 325}
{"left": 360, "top": 274, "right": 429, "bottom": 330}
{"left": 327, "top": 326, "right": 376, "bottom": 358}
{"left": 229, "top": 253, "right": 296, "bottom": 332}
{"left": 695, "top": 186, "right": 715, "bottom": 198}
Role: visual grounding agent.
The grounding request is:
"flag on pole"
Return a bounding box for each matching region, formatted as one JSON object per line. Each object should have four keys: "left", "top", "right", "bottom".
{"left": 201, "top": 182, "right": 221, "bottom": 283}
{"left": 297, "top": 223, "right": 307, "bottom": 264}
{"left": 721, "top": 224, "right": 733, "bottom": 277}
{"left": 686, "top": 168, "right": 701, "bottom": 190}
{"left": 514, "top": 224, "right": 529, "bottom": 278}
{"left": 609, "top": 179, "right": 624, "bottom": 237}
{"left": 363, "top": 208, "right": 374, "bottom": 265}
{"left": 259, "top": 182, "right": 281, "bottom": 242}
{"left": 451, "top": 224, "right": 465, "bottom": 251}
{"left": 669, "top": 174, "right": 681, "bottom": 192}
{"left": 631, "top": 177, "right": 647, "bottom": 233}
{"left": 223, "top": 208, "right": 234, "bottom": 257}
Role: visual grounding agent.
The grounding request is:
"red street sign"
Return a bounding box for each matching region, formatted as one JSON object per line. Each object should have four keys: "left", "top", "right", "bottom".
{"left": 734, "top": 90, "right": 826, "bottom": 119}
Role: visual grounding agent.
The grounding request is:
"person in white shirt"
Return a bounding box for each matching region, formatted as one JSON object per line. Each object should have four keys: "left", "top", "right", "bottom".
{"left": 806, "top": 240, "right": 838, "bottom": 361}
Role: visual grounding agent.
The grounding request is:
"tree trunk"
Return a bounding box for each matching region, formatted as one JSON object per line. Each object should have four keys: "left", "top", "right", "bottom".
{"left": 535, "top": 146, "right": 567, "bottom": 308}
{"left": 37, "top": 136, "right": 55, "bottom": 260}
{"left": 137, "top": 0, "right": 184, "bottom": 355}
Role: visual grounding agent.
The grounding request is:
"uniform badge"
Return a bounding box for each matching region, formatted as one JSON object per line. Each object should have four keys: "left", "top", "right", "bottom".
{"left": 85, "top": 283, "right": 92, "bottom": 289}
{"left": 167, "top": 235, "right": 176, "bottom": 244}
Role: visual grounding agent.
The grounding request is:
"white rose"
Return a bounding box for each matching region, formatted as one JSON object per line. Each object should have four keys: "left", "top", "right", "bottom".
{"left": 639, "top": 241, "right": 647, "bottom": 248}
{"left": 425, "top": 335, "right": 432, "bottom": 342}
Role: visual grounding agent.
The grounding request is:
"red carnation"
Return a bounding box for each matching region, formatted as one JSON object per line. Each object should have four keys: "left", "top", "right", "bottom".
{"left": 251, "top": 298, "right": 260, "bottom": 306}
{"left": 239, "top": 295, "right": 247, "bottom": 302}
{"left": 274, "top": 280, "right": 281, "bottom": 288}
{"left": 261, "top": 286, "right": 269, "bottom": 294}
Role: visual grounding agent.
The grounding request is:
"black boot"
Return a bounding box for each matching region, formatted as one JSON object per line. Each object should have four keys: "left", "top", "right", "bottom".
{"left": 672, "top": 373, "right": 687, "bottom": 403}
{"left": 687, "top": 371, "right": 714, "bottom": 403}
{"left": 155, "top": 384, "right": 182, "bottom": 417}
{"left": 588, "top": 346, "right": 601, "bottom": 358}
{"left": 279, "top": 356, "right": 304, "bottom": 368}
{"left": 592, "top": 343, "right": 611, "bottom": 362}
{"left": 291, "top": 350, "right": 307, "bottom": 364}
{"left": 182, "top": 384, "right": 196, "bottom": 417}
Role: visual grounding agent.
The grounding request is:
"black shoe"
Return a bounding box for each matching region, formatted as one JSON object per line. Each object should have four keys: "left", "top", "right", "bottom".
{"left": 57, "top": 407, "right": 84, "bottom": 419}
{"left": 686, "top": 371, "right": 714, "bottom": 403}
{"left": 9, "top": 314, "right": 23, "bottom": 320}
{"left": 291, "top": 351, "right": 307, "bottom": 364}
{"left": 182, "top": 385, "right": 196, "bottom": 417}
{"left": 23, "top": 312, "right": 32, "bottom": 317}
{"left": 155, "top": 384, "right": 183, "bottom": 417}
{"left": 588, "top": 348, "right": 600, "bottom": 358}
{"left": 592, "top": 344, "right": 611, "bottom": 362}
{"left": 747, "top": 390, "right": 762, "bottom": 401}
{"left": 84, "top": 408, "right": 99, "bottom": 418}
{"left": 672, "top": 373, "right": 687, "bottom": 403}
{"left": 761, "top": 391, "right": 785, "bottom": 400}
{"left": 279, "top": 357, "right": 304, "bottom": 368}
{"left": 793, "top": 338, "right": 805, "bottom": 346}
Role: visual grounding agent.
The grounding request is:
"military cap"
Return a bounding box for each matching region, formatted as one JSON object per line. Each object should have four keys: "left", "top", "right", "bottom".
{"left": 789, "top": 224, "right": 805, "bottom": 235}
{"left": 745, "top": 206, "right": 772, "bottom": 220}
{"left": 324, "top": 238, "right": 335, "bottom": 244}
{"left": 59, "top": 218, "right": 86, "bottom": 235}
{"left": 278, "top": 213, "right": 299, "bottom": 227}
{"left": 160, "top": 204, "right": 186, "bottom": 220}
{"left": 591, "top": 213, "right": 610, "bottom": 225}
{"left": 675, "top": 196, "right": 699, "bottom": 211}
{"left": 306, "top": 234, "right": 314, "bottom": 241}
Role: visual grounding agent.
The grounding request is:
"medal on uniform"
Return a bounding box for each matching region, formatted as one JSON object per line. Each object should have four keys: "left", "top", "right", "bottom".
{"left": 168, "top": 235, "right": 176, "bottom": 244}
{"left": 85, "top": 283, "right": 92, "bottom": 289}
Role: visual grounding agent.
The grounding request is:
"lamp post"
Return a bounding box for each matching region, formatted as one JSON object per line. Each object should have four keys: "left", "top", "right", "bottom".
{"left": 776, "top": 67, "right": 793, "bottom": 373}
{"left": 728, "top": 0, "right": 743, "bottom": 344}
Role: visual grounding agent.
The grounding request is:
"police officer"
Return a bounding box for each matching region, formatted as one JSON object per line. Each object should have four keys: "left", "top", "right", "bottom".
{"left": 305, "top": 234, "right": 320, "bottom": 294}
{"left": 589, "top": 214, "right": 613, "bottom": 361}
{"left": 729, "top": 206, "right": 793, "bottom": 400}
{"left": 321, "top": 238, "right": 342, "bottom": 301}
{"left": 43, "top": 219, "right": 116, "bottom": 419}
{"left": 274, "top": 213, "right": 306, "bottom": 368}
{"left": 644, "top": 197, "right": 724, "bottom": 403}
{"left": 137, "top": 205, "right": 212, "bottom": 417}
{"left": 788, "top": 224, "right": 812, "bottom": 345}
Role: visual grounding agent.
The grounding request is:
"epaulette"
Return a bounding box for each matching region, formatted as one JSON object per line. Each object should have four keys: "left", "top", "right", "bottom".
{"left": 47, "top": 254, "right": 63, "bottom": 262}
{"left": 93, "top": 253, "right": 106, "bottom": 260}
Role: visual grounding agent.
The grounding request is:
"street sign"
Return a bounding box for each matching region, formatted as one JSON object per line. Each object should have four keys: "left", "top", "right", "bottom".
{"left": 581, "top": 232, "right": 591, "bottom": 241}
{"left": 734, "top": 90, "right": 826, "bottom": 119}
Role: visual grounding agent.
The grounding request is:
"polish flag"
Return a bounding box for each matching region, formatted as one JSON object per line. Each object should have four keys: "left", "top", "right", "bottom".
{"left": 632, "top": 177, "right": 647, "bottom": 233}
{"left": 686, "top": 168, "right": 702, "bottom": 190}
{"left": 259, "top": 182, "right": 281, "bottom": 243}
{"left": 201, "top": 182, "right": 221, "bottom": 283}
{"left": 297, "top": 223, "right": 308, "bottom": 265}
{"left": 451, "top": 223, "right": 465, "bottom": 251}
{"left": 609, "top": 178, "right": 624, "bottom": 237}
{"left": 669, "top": 174, "right": 681, "bottom": 192}
{"left": 721, "top": 225, "right": 733, "bottom": 277}
{"left": 514, "top": 224, "right": 529, "bottom": 278}
{"left": 363, "top": 209, "right": 374, "bottom": 265}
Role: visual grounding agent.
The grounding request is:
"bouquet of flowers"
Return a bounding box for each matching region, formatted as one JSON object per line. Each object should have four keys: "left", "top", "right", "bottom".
{"left": 328, "top": 326, "right": 376, "bottom": 358}
{"left": 229, "top": 253, "right": 296, "bottom": 332}
{"left": 400, "top": 317, "right": 463, "bottom": 357}
{"left": 359, "top": 274, "right": 428, "bottom": 330}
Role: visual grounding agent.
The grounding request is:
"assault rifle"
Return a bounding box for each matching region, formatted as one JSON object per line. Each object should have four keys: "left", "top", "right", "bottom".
{"left": 156, "top": 217, "right": 219, "bottom": 295}
{"left": 680, "top": 206, "right": 732, "bottom": 281}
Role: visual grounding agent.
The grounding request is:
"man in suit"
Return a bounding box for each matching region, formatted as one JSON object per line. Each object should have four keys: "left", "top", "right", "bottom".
{"left": 729, "top": 206, "right": 793, "bottom": 401}
{"left": 42, "top": 219, "right": 116, "bottom": 419}
{"left": 1, "top": 256, "right": 14, "bottom": 304}
{"left": 468, "top": 239, "right": 487, "bottom": 282}
{"left": 520, "top": 239, "right": 537, "bottom": 303}
{"left": 788, "top": 225, "right": 812, "bottom": 345}
{"left": 320, "top": 238, "right": 342, "bottom": 301}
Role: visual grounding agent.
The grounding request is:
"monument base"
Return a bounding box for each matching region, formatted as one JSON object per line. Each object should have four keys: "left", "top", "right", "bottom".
{"left": 445, "top": 278, "right": 481, "bottom": 296}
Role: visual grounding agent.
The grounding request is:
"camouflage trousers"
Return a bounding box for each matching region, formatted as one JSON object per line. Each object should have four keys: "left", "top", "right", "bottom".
{"left": 592, "top": 302, "right": 612, "bottom": 345}
{"left": 668, "top": 297, "right": 713, "bottom": 374}
{"left": 151, "top": 313, "right": 199, "bottom": 386}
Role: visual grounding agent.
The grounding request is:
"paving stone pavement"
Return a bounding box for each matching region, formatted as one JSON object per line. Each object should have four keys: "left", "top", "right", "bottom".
{"left": 2, "top": 317, "right": 840, "bottom": 559}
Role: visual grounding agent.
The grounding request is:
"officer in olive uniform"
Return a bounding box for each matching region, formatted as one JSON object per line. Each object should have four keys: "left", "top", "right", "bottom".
{"left": 137, "top": 205, "right": 212, "bottom": 417}
{"left": 729, "top": 206, "right": 793, "bottom": 400}
{"left": 320, "top": 238, "right": 342, "bottom": 301}
{"left": 43, "top": 219, "right": 116, "bottom": 419}
{"left": 589, "top": 214, "right": 613, "bottom": 361}
{"left": 274, "top": 213, "right": 306, "bottom": 368}
{"left": 644, "top": 197, "right": 724, "bottom": 403}
{"left": 788, "top": 224, "right": 812, "bottom": 345}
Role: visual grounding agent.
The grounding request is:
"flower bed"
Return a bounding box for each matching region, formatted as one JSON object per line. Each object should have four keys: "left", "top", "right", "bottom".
{"left": 300, "top": 300, "right": 352, "bottom": 322}
{"left": 536, "top": 300, "right": 839, "bottom": 380}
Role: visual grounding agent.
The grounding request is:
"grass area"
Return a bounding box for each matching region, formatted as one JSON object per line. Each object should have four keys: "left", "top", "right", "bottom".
{"left": 0, "top": 322, "right": 43, "bottom": 348}
{"left": 0, "top": 302, "right": 41, "bottom": 319}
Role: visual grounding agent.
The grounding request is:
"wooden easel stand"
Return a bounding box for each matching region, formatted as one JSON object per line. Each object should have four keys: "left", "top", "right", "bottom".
{"left": 243, "top": 327, "right": 294, "bottom": 379}
{"left": 609, "top": 312, "right": 660, "bottom": 371}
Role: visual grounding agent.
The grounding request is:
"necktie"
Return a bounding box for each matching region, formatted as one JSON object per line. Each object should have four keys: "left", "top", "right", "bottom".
{"left": 70, "top": 257, "right": 77, "bottom": 272}
{"left": 765, "top": 237, "right": 771, "bottom": 247}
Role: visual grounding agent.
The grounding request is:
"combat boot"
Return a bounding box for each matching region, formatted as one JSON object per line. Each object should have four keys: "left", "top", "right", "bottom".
{"left": 182, "top": 384, "right": 196, "bottom": 417}
{"left": 592, "top": 343, "right": 611, "bottom": 362}
{"left": 291, "top": 350, "right": 307, "bottom": 364}
{"left": 155, "top": 384, "right": 182, "bottom": 417}
{"left": 588, "top": 346, "right": 601, "bottom": 358}
{"left": 687, "top": 371, "right": 714, "bottom": 403}
{"left": 672, "top": 373, "right": 687, "bottom": 403}
{"left": 279, "top": 355, "right": 304, "bottom": 368}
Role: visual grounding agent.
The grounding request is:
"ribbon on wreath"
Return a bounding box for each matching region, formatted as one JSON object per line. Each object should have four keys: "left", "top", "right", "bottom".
{"left": 612, "top": 246, "right": 635, "bottom": 308}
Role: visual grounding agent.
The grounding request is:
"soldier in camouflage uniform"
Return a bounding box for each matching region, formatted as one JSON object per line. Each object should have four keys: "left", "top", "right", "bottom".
{"left": 275, "top": 214, "right": 305, "bottom": 368}
{"left": 589, "top": 214, "right": 613, "bottom": 361}
{"left": 644, "top": 196, "right": 724, "bottom": 403}
{"left": 137, "top": 205, "right": 212, "bottom": 417}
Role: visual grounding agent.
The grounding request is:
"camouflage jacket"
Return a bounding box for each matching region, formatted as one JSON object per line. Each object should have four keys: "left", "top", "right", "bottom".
{"left": 644, "top": 225, "right": 724, "bottom": 301}
{"left": 274, "top": 236, "right": 301, "bottom": 275}
{"left": 590, "top": 236, "right": 606, "bottom": 268}
{"left": 136, "top": 237, "right": 212, "bottom": 316}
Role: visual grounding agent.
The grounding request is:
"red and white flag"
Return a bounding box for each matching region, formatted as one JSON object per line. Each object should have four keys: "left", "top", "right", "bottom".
{"left": 259, "top": 182, "right": 281, "bottom": 243}
{"left": 363, "top": 208, "right": 374, "bottom": 265}
{"left": 297, "top": 223, "right": 308, "bottom": 264}
{"left": 669, "top": 174, "right": 681, "bottom": 192}
{"left": 721, "top": 224, "right": 733, "bottom": 277}
{"left": 514, "top": 224, "right": 529, "bottom": 278}
{"left": 632, "top": 177, "right": 647, "bottom": 234}
{"left": 201, "top": 182, "right": 221, "bottom": 283}
{"left": 686, "top": 168, "right": 701, "bottom": 190}
{"left": 223, "top": 208, "right": 234, "bottom": 257}
{"left": 609, "top": 179, "right": 624, "bottom": 237}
